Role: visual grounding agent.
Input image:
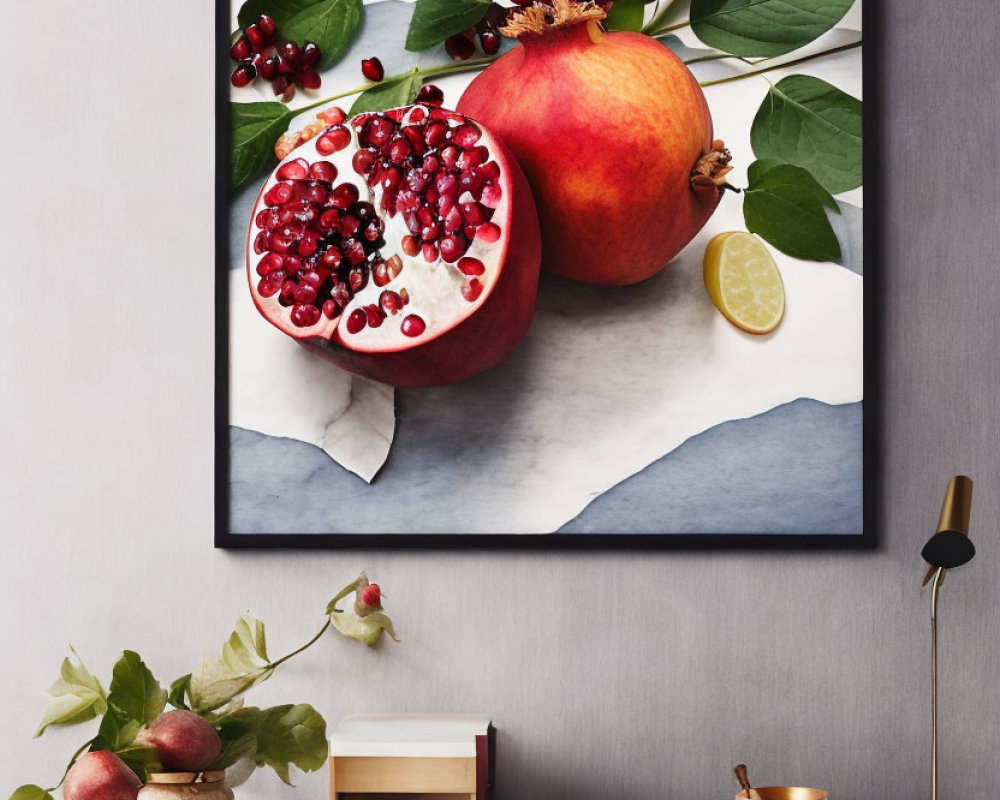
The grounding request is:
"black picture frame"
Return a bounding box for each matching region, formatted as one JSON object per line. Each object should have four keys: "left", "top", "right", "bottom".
{"left": 215, "top": 0, "right": 880, "bottom": 551}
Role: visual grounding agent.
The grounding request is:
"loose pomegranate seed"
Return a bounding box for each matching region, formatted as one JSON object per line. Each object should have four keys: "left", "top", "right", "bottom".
{"left": 480, "top": 30, "right": 501, "bottom": 55}
{"left": 462, "top": 278, "right": 484, "bottom": 302}
{"left": 297, "top": 70, "right": 321, "bottom": 90}
{"left": 416, "top": 84, "right": 444, "bottom": 107}
{"left": 231, "top": 63, "right": 256, "bottom": 87}
{"left": 258, "top": 56, "right": 279, "bottom": 80}
{"left": 380, "top": 290, "right": 403, "bottom": 315}
{"left": 400, "top": 314, "right": 426, "bottom": 337}
{"left": 399, "top": 288, "right": 410, "bottom": 305}
{"left": 301, "top": 42, "right": 322, "bottom": 69}
{"left": 257, "top": 14, "right": 277, "bottom": 38}
{"left": 386, "top": 254, "right": 403, "bottom": 279}
{"left": 445, "top": 32, "right": 476, "bottom": 61}
{"left": 346, "top": 308, "right": 367, "bottom": 334}
{"left": 245, "top": 23, "right": 266, "bottom": 51}
{"left": 230, "top": 36, "right": 251, "bottom": 62}
{"left": 401, "top": 235, "right": 420, "bottom": 256}
{"left": 361, "top": 57, "right": 385, "bottom": 82}
{"left": 477, "top": 222, "right": 501, "bottom": 242}
{"left": 282, "top": 42, "right": 300, "bottom": 68}
{"left": 438, "top": 234, "right": 467, "bottom": 263}
{"left": 316, "top": 126, "right": 351, "bottom": 155}
{"left": 365, "top": 304, "right": 385, "bottom": 328}
{"left": 372, "top": 260, "right": 390, "bottom": 287}
{"left": 457, "top": 256, "right": 485, "bottom": 276}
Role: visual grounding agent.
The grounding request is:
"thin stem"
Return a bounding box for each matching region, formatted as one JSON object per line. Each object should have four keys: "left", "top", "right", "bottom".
{"left": 47, "top": 738, "right": 96, "bottom": 791}
{"left": 645, "top": 19, "right": 690, "bottom": 36}
{"left": 267, "top": 618, "right": 331, "bottom": 670}
{"left": 697, "top": 40, "right": 862, "bottom": 88}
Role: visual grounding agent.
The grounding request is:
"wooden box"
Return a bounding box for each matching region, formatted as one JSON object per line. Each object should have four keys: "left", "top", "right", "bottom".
{"left": 329, "top": 714, "right": 495, "bottom": 800}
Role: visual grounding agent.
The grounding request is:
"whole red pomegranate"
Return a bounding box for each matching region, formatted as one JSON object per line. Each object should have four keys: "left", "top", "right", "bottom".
{"left": 63, "top": 751, "right": 141, "bottom": 800}
{"left": 248, "top": 104, "right": 541, "bottom": 387}
{"left": 457, "top": 0, "right": 732, "bottom": 285}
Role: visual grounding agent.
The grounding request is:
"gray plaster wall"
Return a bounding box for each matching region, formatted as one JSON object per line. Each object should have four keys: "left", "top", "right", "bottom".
{"left": 2, "top": 1, "right": 998, "bottom": 799}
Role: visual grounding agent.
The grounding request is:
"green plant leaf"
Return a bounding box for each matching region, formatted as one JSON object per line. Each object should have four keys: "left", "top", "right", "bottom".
{"left": 605, "top": 0, "right": 647, "bottom": 31}
{"left": 237, "top": 0, "right": 363, "bottom": 68}
{"left": 216, "top": 705, "right": 327, "bottom": 784}
{"left": 114, "top": 743, "right": 162, "bottom": 782}
{"left": 188, "top": 613, "right": 276, "bottom": 714}
{"left": 349, "top": 71, "right": 425, "bottom": 115}
{"left": 405, "top": 0, "right": 491, "bottom": 51}
{"left": 106, "top": 651, "right": 167, "bottom": 727}
{"left": 223, "top": 613, "right": 271, "bottom": 675}
{"left": 34, "top": 648, "right": 107, "bottom": 738}
{"left": 332, "top": 610, "right": 400, "bottom": 647}
{"left": 325, "top": 576, "right": 363, "bottom": 616}
{"left": 211, "top": 731, "right": 259, "bottom": 771}
{"left": 168, "top": 674, "right": 191, "bottom": 710}
{"left": 743, "top": 159, "right": 841, "bottom": 261}
{"left": 93, "top": 707, "right": 141, "bottom": 752}
{"left": 230, "top": 102, "right": 293, "bottom": 189}
{"left": 690, "top": 0, "right": 856, "bottom": 57}
{"left": 750, "top": 74, "right": 863, "bottom": 194}
{"left": 9, "top": 786, "right": 54, "bottom": 800}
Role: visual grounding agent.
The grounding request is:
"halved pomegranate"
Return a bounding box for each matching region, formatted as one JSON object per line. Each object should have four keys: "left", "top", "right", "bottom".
{"left": 246, "top": 104, "right": 541, "bottom": 387}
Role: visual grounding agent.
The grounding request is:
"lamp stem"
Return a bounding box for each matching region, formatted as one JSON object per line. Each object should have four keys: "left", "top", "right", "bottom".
{"left": 930, "top": 566, "right": 946, "bottom": 800}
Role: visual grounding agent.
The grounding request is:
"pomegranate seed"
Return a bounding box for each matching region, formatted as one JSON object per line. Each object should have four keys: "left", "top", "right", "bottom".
{"left": 332, "top": 282, "right": 351, "bottom": 307}
{"left": 319, "top": 208, "right": 341, "bottom": 232}
{"left": 330, "top": 183, "right": 360, "bottom": 209}
{"left": 282, "top": 42, "right": 300, "bottom": 68}
{"left": 445, "top": 32, "right": 476, "bottom": 61}
{"left": 402, "top": 126, "right": 427, "bottom": 156}
{"left": 255, "top": 230, "right": 270, "bottom": 253}
{"left": 271, "top": 76, "right": 289, "bottom": 96}
{"left": 422, "top": 243, "right": 438, "bottom": 262}
{"left": 457, "top": 256, "right": 485, "bottom": 276}
{"left": 416, "top": 84, "right": 444, "bottom": 107}
{"left": 231, "top": 63, "right": 256, "bottom": 87}
{"left": 380, "top": 290, "right": 403, "bottom": 315}
{"left": 291, "top": 304, "right": 321, "bottom": 328}
{"left": 277, "top": 56, "right": 294, "bottom": 76}
{"left": 346, "top": 308, "right": 367, "bottom": 334}
{"left": 440, "top": 145, "right": 460, "bottom": 169}
{"left": 257, "top": 277, "right": 281, "bottom": 297}
{"left": 258, "top": 252, "right": 285, "bottom": 275}
{"left": 481, "top": 183, "right": 502, "bottom": 208}
{"left": 435, "top": 172, "right": 458, "bottom": 196}
{"left": 458, "top": 146, "right": 489, "bottom": 169}
{"left": 348, "top": 266, "right": 367, "bottom": 292}
{"left": 424, "top": 120, "right": 448, "bottom": 148}
{"left": 401, "top": 235, "right": 420, "bottom": 256}
{"left": 420, "top": 220, "right": 441, "bottom": 242}
{"left": 364, "top": 116, "right": 395, "bottom": 149}
{"left": 277, "top": 158, "right": 309, "bottom": 180}
{"left": 452, "top": 123, "right": 481, "bottom": 147}
{"left": 318, "top": 107, "right": 347, "bottom": 125}
{"left": 309, "top": 161, "right": 337, "bottom": 182}
{"left": 400, "top": 314, "right": 426, "bottom": 337}
{"left": 280, "top": 280, "right": 297, "bottom": 302}
{"left": 259, "top": 56, "right": 280, "bottom": 80}
{"left": 352, "top": 149, "right": 377, "bottom": 175}
{"left": 345, "top": 240, "right": 366, "bottom": 266}
{"left": 389, "top": 137, "right": 412, "bottom": 163}
{"left": 383, "top": 165, "right": 403, "bottom": 190}
{"left": 340, "top": 214, "right": 361, "bottom": 236}
{"left": 301, "top": 42, "right": 322, "bottom": 69}
{"left": 245, "top": 24, "right": 266, "bottom": 51}
{"left": 297, "top": 232, "right": 319, "bottom": 257}
{"left": 322, "top": 247, "right": 342, "bottom": 267}
{"left": 294, "top": 283, "right": 318, "bottom": 304}
{"left": 264, "top": 182, "right": 294, "bottom": 206}
{"left": 316, "top": 126, "right": 351, "bottom": 155}
{"left": 322, "top": 299, "right": 338, "bottom": 318}
{"left": 258, "top": 14, "right": 277, "bottom": 38}
{"left": 443, "top": 205, "right": 464, "bottom": 233}
{"left": 480, "top": 30, "right": 501, "bottom": 54}
{"left": 364, "top": 304, "right": 385, "bottom": 328}
{"left": 461, "top": 202, "right": 488, "bottom": 224}
{"left": 297, "top": 70, "right": 322, "bottom": 90}
{"left": 477, "top": 222, "right": 501, "bottom": 242}
{"left": 399, "top": 288, "right": 410, "bottom": 305}
{"left": 438, "top": 234, "right": 467, "bottom": 262}
{"left": 230, "top": 36, "right": 251, "bottom": 62}
{"left": 462, "top": 278, "right": 484, "bottom": 302}
{"left": 372, "top": 260, "right": 390, "bottom": 287}
{"left": 363, "top": 220, "right": 381, "bottom": 242}
{"left": 361, "top": 57, "right": 385, "bottom": 82}
{"left": 484, "top": 2, "right": 510, "bottom": 28}
{"left": 479, "top": 161, "right": 501, "bottom": 182}
{"left": 386, "top": 254, "right": 403, "bottom": 279}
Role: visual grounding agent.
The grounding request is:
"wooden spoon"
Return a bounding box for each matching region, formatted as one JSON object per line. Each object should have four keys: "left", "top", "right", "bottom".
{"left": 733, "top": 764, "right": 753, "bottom": 799}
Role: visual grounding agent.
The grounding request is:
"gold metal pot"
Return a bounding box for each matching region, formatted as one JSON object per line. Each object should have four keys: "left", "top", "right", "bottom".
{"left": 734, "top": 788, "right": 828, "bottom": 800}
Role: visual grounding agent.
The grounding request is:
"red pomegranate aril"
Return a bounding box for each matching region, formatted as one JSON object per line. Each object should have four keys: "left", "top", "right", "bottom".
{"left": 231, "top": 63, "right": 256, "bottom": 87}
{"left": 479, "top": 161, "right": 501, "bottom": 182}
{"left": 259, "top": 56, "right": 280, "bottom": 80}
{"left": 380, "top": 290, "right": 403, "bottom": 315}
{"left": 331, "top": 183, "right": 360, "bottom": 209}
{"left": 402, "top": 126, "right": 427, "bottom": 155}
{"left": 352, "top": 149, "right": 377, "bottom": 175}
{"left": 416, "top": 84, "right": 444, "bottom": 106}
{"left": 257, "top": 13, "right": 277, "bottom": 38}
{"left": 422, "top": 154, "right": 442, "bottom": 174}
{"left": 388, "top": 137, "right": 412, "bottom": 163}
{"left": 445, "top": 32, "right": 476, "bottom": 61}
{"left": 382, "top": 165, "right": 403, "bottom": 190}
{"left": 332, "top": 282, "right": 351, "bottom": 307}
{"left": 361, "top": 57, "right": 385, "bottom": 82}
{"left": 346, "top": 308, "right": 367, "bottom": 333}
{"left": 277, "top": 159, "right": 309, "bottom": 180}
{"left": 230, "top": 36, "right": 251, "bottom": 62}
{"left": 386, "top": 254, "right": 403, "bottom": 279}
{"left": 456, "top": 256, "right": 485, "bottom": 276}
{"left": 363, "top": 116, "right": 395, "bottom": 149}
{"left": 319, "top": 208, "right": 341, "bottom": 232}
{"left": 400, "top": 314, "right": 426, "bottom": 337}
{"left": 318, "top": 107, "right": 347, "bottom": 125}
{"left": 420, "top": 220, "right": 441, "bottom": 242}
{"left": 481, "top": 183, "right": 502, "bottom": 208}
{"left": 435, "top": 172, "right": 458, "bottom": 196}
{"left": 323, "top": 299, "right": 338, "bottom": 318}
{"left": 309, "top": 161, "right": 337, "bottom": 182}
{"left": 424, "top": 120, "right": 448, "bottom": 148}
{"left": 258, "top": 277, "right": 281, "bottom": 297}
{"left": 443, "top": 205, "right": 464, "bottom": 233}
{"left": 372, "top": 260, "right": 389, "bottom": 287}
{"left": 438, "top": 234, "right": 466, "bottom": 262}
{"left": 245, "top": 23, "right": 266, "bottom": 51}
{"left": 297, "top": 69, "right": 322, "bottom": 90}
{"left": 345, "top": 240, "right": 368, "bottom": 266}
{"left": 282, "top": 42, "right": 300, "bottom": 67}
{"left": 401, "top": 235, "right": 420, "bottom": 256}
{"left": 480, "top": 30, "right": 501, "bottom": 54}
{"left": 422, "top": 243, "right": 438, "bottom": 262}
{"left": 458, "top": 146, "right": 489, "bottom": 169}
{"left": 291, "top": 304, "right": 321, "bottom": 328}
{"left": 364, "top": 304, "right": 385, "bottom": 328}
{"left": 280, "top": 280, "right": 297, "bottom": 301}
{"left": 452, "top": 123, "right": 481, "bottom": 147}
{"left": 294, "top": 283, "right": 318, "bottom": 304}
{"left": 317, "top": 126, "right": 351, "bottom": 155}
{"left": 255, "top": 230, "right": 270, "bottom": 254}
{"left": 440, "top": 145, "right": 460, "bottom": 169}
{"left": 301, "top": 42, "right": 322, "bottom": 69}
{"left": 258, "top": 252, "right": 285, "bottom": 275}
{"left": 460, "top": 202, "right": 487, "bottom": 224}
{"left": 484, "top": 2, "right": 510, "bottom": 27}
{"left": 271, "top": 76, "right": 289, "bottom": 96}
{"left": 349, "top": 268, "right": 367, "bottom": 294}
{"left": 363, "top": 220, "right": 381, "bottom": 242}
{"left": 340, "top": 214, "right": 361, "bottom": 236}
{"left": 298, "top": 232, "right": 319, "bottom": 257}
{"left": 462, "top": 278, "right": 484, "bottom": 302}
{"left": 322, "top": 247, "right": 343, "bottom": 267}
{"left": 476, "top": 221, "right": 501, "bottom": 242}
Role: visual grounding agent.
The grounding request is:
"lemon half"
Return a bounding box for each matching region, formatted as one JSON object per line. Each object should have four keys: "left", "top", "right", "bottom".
{"left": 703, "top": 232, "right": 785, "bottom": 335}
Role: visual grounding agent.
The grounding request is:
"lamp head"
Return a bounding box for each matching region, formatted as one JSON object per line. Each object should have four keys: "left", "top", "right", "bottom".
{"left": 921, "top": 475, "right": 975, "bottom": 572}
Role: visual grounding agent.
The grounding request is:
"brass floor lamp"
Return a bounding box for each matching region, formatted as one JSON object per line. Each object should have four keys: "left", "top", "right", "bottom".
{"left": 920, "top": 475, "right": 975, "bottom": 800}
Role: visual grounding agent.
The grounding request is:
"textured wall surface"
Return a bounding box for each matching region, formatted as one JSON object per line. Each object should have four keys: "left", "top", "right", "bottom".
{"left": 2, "top": 1, "right": 999, "bottom": 799}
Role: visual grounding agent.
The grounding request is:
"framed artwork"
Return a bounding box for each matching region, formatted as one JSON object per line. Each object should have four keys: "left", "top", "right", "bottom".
{"left": 216, "top": 0, "right": 877, "bottom": 547}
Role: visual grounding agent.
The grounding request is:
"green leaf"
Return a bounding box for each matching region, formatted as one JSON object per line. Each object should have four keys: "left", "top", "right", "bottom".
{"left": 332, "top": 610, "right": 400, "bottom": 647}
{"left": 211, "top": 731, "right": 259, "bottom": 771}
{"left": 223, "top": 613, "right": 271, "bottom": 675}
{"left": 93, "top": 707, "right": 141, "bottom": 752}
{"left": 114, "top": 743, "right": 162, "bottom": 782}
{"left": 188, "top": 613, "right": 275, "bottom": 714}
{"left": 9, "top": 786, "right": 54, "bottom": 800}
{"left": 325, "top": 576, "right": 362, "bottom": 616}
{"left": 216, "top": 705, "right": 327, "bottom": 784}
{"left": 405, "top": 0, "right": 490, "bottom": 51}
{"left": 750, "top": 74, "right": 863, "bottom": 194}
{"left": 237, "top": 0, "right": 362, "bottom": 68}
{"left": 605, "top": 0, "right": 647, "bottom": 31}
{"left": 168, "top": 674, "right": 191, "bottom": 710}
{"left": 106, "top": 651, "right": 167, "bottom": 727}
{"left": 34, "top": 648, "right": 107, "bottom": 738}
{"left": 230, "top": 102, "right": 293, "bottom": 189}
{"left": 690, "top": 0, "right": 856, "bottom": 57}
{"left": 349, "top": 72, "right": 425, "bottom": 116}
{"left": 743, "top": 160, "right": 841, "bottom": 261}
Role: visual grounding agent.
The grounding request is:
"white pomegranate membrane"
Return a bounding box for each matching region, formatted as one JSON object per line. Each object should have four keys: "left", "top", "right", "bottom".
{"left": 247, "top": 105, "right": 510, "bottom": 352}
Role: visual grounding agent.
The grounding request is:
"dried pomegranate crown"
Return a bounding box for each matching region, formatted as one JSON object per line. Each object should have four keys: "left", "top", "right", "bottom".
{"left": 500, "top": 0, "right": 607, "bottom": 39}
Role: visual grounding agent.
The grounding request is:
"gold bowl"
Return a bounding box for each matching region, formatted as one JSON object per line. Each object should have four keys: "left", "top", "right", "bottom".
{"left": 735, "top": 788, "right": 828, "bottom": 800}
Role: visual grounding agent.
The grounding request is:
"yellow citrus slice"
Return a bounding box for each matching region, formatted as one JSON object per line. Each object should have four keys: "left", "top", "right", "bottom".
{"left": 703, "top": 232, "right": 785, "bottom": 335}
